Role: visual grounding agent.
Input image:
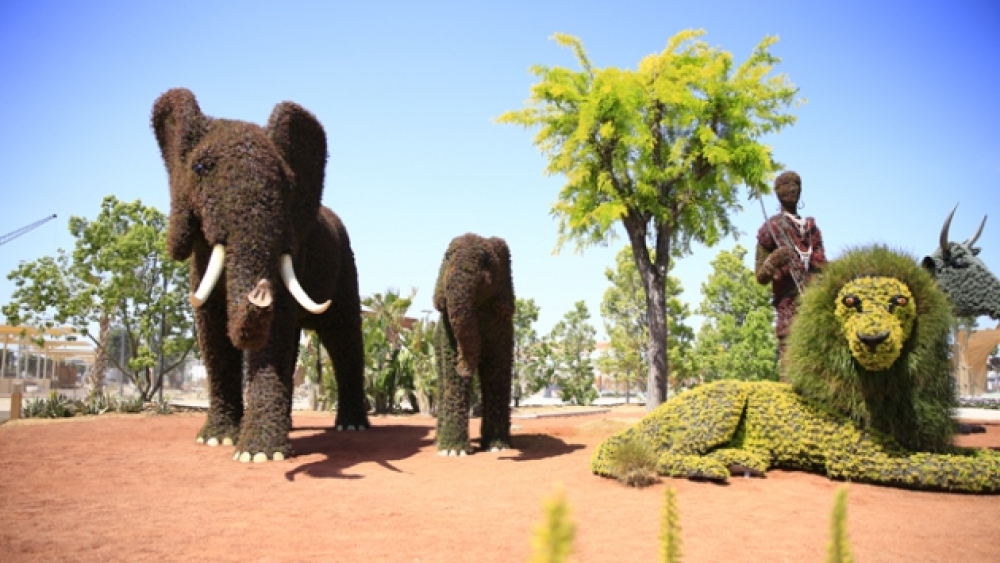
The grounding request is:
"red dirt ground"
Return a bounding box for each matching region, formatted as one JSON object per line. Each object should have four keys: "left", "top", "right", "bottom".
{"left": 1, "top": 408, "right": 998, "bottom": 563}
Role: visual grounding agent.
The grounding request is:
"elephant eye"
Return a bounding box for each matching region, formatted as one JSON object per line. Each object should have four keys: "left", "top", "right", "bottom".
{"left": 887, "top": 295, "right": 908, "bottom": 313}
{"left": 192, "top": 161, "right": 211, "bottom": 176}
{"left": 841, "top": 294, "right": 862, "bottom": 312}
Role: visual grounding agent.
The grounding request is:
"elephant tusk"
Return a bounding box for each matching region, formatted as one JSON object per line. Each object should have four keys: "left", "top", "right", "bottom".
{"left": 190, "top": 244, "right": 226, "bottom": 308}
{"left": 279, "top": 254, "right": 331, "bottom": 314}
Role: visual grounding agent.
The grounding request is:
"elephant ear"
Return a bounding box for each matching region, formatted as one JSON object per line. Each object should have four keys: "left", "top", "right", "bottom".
{"left": 151, "top": 88, "right": 209, "bottom": 259}
{"left": 152, "top": 88, "right": 208, "bottom": 177}
{"left": 267, "top": 102, "right": 328, "bottom": 247}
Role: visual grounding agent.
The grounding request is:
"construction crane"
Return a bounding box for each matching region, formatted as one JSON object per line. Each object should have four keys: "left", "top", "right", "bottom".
{"left": 0, "top": 214, "right": 58, "bottom": 247}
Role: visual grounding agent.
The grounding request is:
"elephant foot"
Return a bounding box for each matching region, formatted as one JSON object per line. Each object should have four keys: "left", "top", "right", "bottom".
{"left": 437, "top": 448, "right": 470, "bottom": 457}
{"left": 196, "top": 417, "right": 240, "bottom": 448}
{"left": 334, "top": 411, "right": 370, "bottom": 432}
{"left": 231, "top": 420, "right": 293, "bottom": 463}
{"left": 233, "top": 450, "right": 288, "bottom": 463}
{"left": 482, "top": 437, "right": 511, "bottom": 453}
{"left": 196, "top": 436, "right": 235, "bottom": 447}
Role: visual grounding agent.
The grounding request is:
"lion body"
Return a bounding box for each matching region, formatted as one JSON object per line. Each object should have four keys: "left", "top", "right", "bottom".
{"left": 592, "top": 245, "right": 1000, "bottom": 492}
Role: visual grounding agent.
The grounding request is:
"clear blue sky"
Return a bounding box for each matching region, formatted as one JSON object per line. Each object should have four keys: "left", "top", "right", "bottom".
{"left": 1, "top": 0, "right": 998, "bottom": 339}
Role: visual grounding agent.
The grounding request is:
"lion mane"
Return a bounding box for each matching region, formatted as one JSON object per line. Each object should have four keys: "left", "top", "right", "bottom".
{"left": 785, "top": 244, "right": 956, "bottom": 452}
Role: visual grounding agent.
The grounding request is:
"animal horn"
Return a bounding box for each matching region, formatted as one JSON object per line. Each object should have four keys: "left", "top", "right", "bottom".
{"left": 279, "top": 254, "right": 331, "bottom": 314}
{"left": 940, "top": 203, "right": 958, "bottom": 254}
{"left": 190, "top": 245, "right": 225, "bottom": 307}
{"left": 965, "top": 215, "right": 987, "bottom": 247}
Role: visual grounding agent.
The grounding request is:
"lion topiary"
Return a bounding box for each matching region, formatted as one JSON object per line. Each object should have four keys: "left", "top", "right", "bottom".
{"left": 592, "top": 245, "right": 1000, "bottom": 492}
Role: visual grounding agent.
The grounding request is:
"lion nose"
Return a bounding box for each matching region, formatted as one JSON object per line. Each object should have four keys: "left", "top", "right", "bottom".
{"left": 857, "top": 331, "right": 889, "bottom": 352}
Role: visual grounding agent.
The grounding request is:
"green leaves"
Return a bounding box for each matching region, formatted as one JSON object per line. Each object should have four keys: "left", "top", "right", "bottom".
{"left": 548, "top": 301, "right": 598, "bottom": 405}
{"left": 600, "top": 246, "right": 693, "bottom": 393}
{"left": 499, "top": 29, "right": 801, "bottom": 255}
{"left": 3, "top": 195, "right": 195, "bottom": 401}
{"left": 692, "top": 245, "right": 778, "bottom": 382}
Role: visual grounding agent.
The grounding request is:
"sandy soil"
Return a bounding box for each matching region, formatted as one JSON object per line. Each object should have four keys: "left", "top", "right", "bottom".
{"left": 1, "top": 408, "right": 998, "bottom": 562}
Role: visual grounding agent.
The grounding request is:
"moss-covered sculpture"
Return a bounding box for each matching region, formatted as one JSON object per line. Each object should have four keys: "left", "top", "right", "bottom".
{"left": 152, "top": 88, "right": 369, "bottom": 462}
{"left": 593, "top": 245, "right": 1000, "bottom": 492}
{"left": 433, "top": 234, "right": 515, "bottom": 455}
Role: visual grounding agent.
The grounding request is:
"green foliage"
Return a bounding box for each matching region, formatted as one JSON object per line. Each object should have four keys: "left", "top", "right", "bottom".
{"left": 785, "top": 245, "right": 956, "bottom": 452}
{"left": 605, "top": 435, "right": 659, "bottom": 487}
{"left": 362, "top": 288, "right": 418, "bottom": 414}
{"left": 513, "top": 298, "right": 542, "bottom": 402}
{"left": 406, "top": 317, "right": 438, "bottom": 416}
{"left": 692, "top": 245, "right": 778, "bottom": 382}
{"left": 660, "top": 487, "right": 682, "bottom": 563}
{"left": 296, "top": 331, "right": 338, "bottom": 411}
{"left": 2, "top": 196, "right": 195, "bottom": 401}
{"left": 600, "top": 246, "right": 693, "bottom": 397}
{"left": 549, "top": 301, "right": 598, "bottom": 405}
{"left": 530, "top": 486, "right": 575, "bottom": 563}
{"left": 498, "top": 29, "right": 802, "bottom": 409}
{"left": 21, "top": 391, "right": 155, "bottom": 418}
{"left": 826, "top": 488, "right": 853, "bottom": 563}
{"left": 592, "top": 380, "right": 1000, "bottom": 493}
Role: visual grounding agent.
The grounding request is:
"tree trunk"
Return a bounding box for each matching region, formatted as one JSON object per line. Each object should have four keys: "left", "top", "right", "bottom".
{"left": 86, "top": 315, "right": 110, "bottom": 399}
{"left": 644, "top": 275, "right": 669, "bottom": 411}
{"left": 622, "top": 211, "right": 671, "bottom": 412}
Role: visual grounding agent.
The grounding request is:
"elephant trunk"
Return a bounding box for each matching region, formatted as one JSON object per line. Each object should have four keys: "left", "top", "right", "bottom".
{"left": 445, "top": 275, "right": 482, "bottom": 378}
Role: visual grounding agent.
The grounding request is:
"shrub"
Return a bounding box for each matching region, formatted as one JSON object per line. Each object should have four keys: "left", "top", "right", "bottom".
{"left": 606, "top": 436, "right": 660, "bottom": 488}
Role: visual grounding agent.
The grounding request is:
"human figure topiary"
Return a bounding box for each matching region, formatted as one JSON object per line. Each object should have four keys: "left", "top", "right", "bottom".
{"left": 433, "top": 233, "right": 515, "bottom": 455}
{"left": 754, "top": 171, "right": 827, "bottom": 363}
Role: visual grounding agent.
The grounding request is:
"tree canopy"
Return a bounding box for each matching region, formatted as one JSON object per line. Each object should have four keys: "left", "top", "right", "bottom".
{"left": 2, "top": 196, "right": 194, "bottom": 400}
{"left": 498, "top": 29, "right": 801, "bottom": 409}
{"left": 600, "top": 246, "right": 693, "bottom": 400}
{"left": 691, "top": 245, "right": 778, "bottom": 382}
{"left": 548, "top": 300, "right": 598, "bottom": 405}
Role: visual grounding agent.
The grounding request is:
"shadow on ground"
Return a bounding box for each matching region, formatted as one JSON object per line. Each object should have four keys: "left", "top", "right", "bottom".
{"left": 285, "top": 424, "right": 434, "bottom": 481}
{"left": 499, "top": 433, "right": 586, "bottom": 462}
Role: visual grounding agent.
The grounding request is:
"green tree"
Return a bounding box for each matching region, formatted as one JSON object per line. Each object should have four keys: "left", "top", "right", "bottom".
{"left": 549, "top": 301, "right": 598, "bottom": 405}
{"left": 2, "top": 196, "right": 194, "bottom": 401}
{"left": 692, "top": 245, "right": 778, "bottom": 382}
{"left": 498, "top": 29, "right": 801, "bottom": 410}
{"left": 513, "top": 297, "right": 542, "bottom": 406}
{"left": 599, "top": 246, "right": 693, "bottom": 401}
{"left": 296, "top": 331, "right": 337, "bottom": 411}
{"left": 405, "top": 317, "right": 438, "bottom": 416}
{"left": 361, "top": 288, "right": 417, "bottom": 414}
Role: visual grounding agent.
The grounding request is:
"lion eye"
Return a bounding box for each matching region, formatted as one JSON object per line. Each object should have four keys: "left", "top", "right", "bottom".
{"left": 887, "top": 295, "right": 908, "bottom": 312}
{"left": 841, "top": 295, "right": 862, "bottom": 311}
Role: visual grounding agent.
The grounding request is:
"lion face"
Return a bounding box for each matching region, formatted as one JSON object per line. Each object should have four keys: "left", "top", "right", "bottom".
{"left": 835, "top": 276, "right": 917, "bottom": 371}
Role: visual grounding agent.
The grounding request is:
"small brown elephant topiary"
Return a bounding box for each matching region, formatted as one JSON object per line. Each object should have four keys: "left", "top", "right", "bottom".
{"left": 152, "top": 88, "right": 369, "bottom": 462}
{"left": 433, "top": 234, "right": 515, "bottom": 455}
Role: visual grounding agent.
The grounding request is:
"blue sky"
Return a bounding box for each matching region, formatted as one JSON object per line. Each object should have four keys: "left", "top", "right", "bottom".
{"left": 1, "top": 0, "right": 998, "bottom": 339}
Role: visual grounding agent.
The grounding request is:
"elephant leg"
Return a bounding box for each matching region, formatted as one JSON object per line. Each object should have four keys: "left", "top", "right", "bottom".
{"left": 478, "top": 323, "right": 513, "bottom": 451}
{"left": 436, "top": 319, "right": 472, "bottom": 455}
{"left": 234, "top": 311, "right": 296, "bottom": 462}
{"left": 319, "top": 311, "right": 369, "bottom": 431}
{"left": 195, "top": 298, "right": 243, "bottom": 446}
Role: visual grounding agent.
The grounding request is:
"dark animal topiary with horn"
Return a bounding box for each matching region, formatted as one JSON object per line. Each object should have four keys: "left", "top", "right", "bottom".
{"left": 922, "top": 204, "right": 1000, "bottom": 320}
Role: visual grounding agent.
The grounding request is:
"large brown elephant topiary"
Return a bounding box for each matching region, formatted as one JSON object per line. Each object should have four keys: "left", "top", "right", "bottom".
{"left": 433, "top": 234, "right": 515, "bottom": 455}
{"left": 152, "top": 88, "right": 369, "bottom": 463}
